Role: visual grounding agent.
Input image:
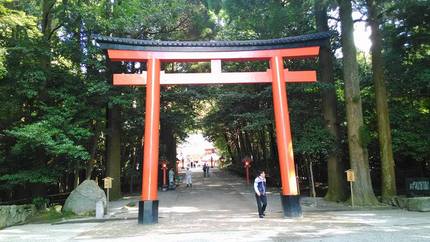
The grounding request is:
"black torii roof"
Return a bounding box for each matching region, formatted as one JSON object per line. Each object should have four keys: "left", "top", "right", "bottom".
{"left": 94, "top": 32, "right": 331, "bottom": 52}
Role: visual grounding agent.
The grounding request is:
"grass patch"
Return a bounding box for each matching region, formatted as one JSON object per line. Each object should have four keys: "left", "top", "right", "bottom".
{"left": 126, "top": 201, "right": 136, "bottom": 207}
{"left": 27, "top": 209, "right": 84, "bottom": 224}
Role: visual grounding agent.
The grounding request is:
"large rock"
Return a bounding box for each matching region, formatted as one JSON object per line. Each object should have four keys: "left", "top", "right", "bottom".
{"left": 63, "top": 180, "right": 106, "bottom": 215}
{"left": 0, "top": 204, "right": 36, "bottom": 229}
{"left": 407, "top": 197, "right": 430, "bottom": 212}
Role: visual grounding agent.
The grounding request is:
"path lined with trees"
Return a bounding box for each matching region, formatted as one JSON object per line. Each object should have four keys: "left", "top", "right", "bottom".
{"left": 0, "top": 0, "right": 429, "bottom": 208}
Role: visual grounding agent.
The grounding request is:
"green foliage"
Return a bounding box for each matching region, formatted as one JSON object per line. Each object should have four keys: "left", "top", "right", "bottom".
{"left": 0, "top": 0, "right": 216, "bottom": 200}
{"left": 0, "top": 3, "right": 41, "bottom": 40}
{"left": 377, "top": 0, "right": 430, "bottom": 164}
{"left": 0, "top": 48, "right": 6, "bottom": 78}
{"left": 27, "top": 209, "right": 77, "bottom": 224}
{"left": 32, "top": 196, "right": 49, "bottom": 210}
{"left": 7, "top": 121, "right": 90, "bottom": 160}
{"left": 295, "top": 119, "right": 335, "bottom": 158}
{"left": 359, "top": 125, "right": 372, "bottom": 148}
{"left": 0, "top": 169, "right": 57, "bottom": 185}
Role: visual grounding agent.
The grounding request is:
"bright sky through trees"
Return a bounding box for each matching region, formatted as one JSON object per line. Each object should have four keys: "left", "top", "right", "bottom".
{"left": 353, "top": 11, "right": 372, "bottom": 52}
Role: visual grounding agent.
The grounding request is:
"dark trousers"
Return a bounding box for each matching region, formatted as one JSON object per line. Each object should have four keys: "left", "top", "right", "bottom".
{"left": 255, "top": 194, "right": 267, "bottom": 215}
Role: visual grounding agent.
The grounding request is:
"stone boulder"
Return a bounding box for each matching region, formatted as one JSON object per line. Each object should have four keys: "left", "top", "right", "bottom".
{"left": 63, "top": 180, "right": 106, "bottom": 215}
{"left": 0, "top": 204, "right": 36, "bottom": 229}
{"left": 407, "top": 197, "right": 430, "bottom": 212}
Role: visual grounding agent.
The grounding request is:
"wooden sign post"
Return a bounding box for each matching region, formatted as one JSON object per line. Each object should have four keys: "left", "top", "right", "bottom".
{"left": 345, "top": 169, "right": 355, "bottom": 208}
{"left": 103, "top": 177, "right": 113, "bottom": 214}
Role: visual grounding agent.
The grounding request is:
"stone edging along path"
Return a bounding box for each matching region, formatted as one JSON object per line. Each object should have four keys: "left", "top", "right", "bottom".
{"left": 0, "top": 204, "right": 36, "bottom": 229}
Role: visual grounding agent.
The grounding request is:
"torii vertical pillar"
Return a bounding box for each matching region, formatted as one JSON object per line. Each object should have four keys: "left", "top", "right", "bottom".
{"left": 271, "top": 55, "right": 302, "bottom": 217}
{"left": 138, "top": 58, "right": 161, "bottom": 224}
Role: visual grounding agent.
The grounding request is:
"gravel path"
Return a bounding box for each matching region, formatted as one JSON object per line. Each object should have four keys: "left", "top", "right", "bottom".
{"left": 1, "top": 169, "right": 429, "bottom": 242}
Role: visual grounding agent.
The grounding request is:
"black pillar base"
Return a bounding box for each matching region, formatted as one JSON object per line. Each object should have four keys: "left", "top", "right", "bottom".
{"left": 138, "top": 200, "right": 159, "bottom": 224}
{"left": 281, "top": 194, "right": 302, "bottom": 218}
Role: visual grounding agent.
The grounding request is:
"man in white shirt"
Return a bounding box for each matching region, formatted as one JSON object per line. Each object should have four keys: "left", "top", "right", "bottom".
{"left": 254, "top": 170, "right": 267, "bottom": 218}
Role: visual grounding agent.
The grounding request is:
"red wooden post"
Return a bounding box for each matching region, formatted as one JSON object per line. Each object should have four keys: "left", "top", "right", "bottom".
{"left": 246, "top": 162, "right": 250, "bottom": 185}
{"left": 139, "top": 57, "right": 161, "bottom": 224}
{"left": 161, "top": 162, "right": 167, "bottom": 188}
{"left": 243, "top": 158, "right": 252, "bottom": 184}
{"left": 270, "top": 55, "right": 302, "bottom": 217}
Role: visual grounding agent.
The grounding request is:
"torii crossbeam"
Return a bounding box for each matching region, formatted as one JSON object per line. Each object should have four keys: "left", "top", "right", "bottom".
{"left": 95, "top": 32, "right": 330, "bottom": 224}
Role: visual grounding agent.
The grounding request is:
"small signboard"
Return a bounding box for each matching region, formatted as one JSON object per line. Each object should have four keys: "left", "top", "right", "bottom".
{"left": 406, "top": 178, "right": 430, "bottom": 197}
{"left": 103, "top": 177, "right": 113, "bottom": 189}
{"left": 102, "top": 177, "right": 113, "bottom": 215}
{"left": 345, "top": 169, "right": 355, "bottom": 207}
{"left": 346, "top": 169, "right": 355, "bottom": 182}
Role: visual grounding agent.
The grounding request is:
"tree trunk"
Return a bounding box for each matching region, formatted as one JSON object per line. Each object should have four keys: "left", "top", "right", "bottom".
{"left": 223, "top": 132, "right": 235, "bottom": 161}
{"left": 338, "top": 0, "right": 378, "bottom": 205}
{"left": 106, "top": 104, "right": 122, "bottom": 200}
{"left": 366, "top": 0, "right": 397, "bottom": 201}
{"left": 309, "top": 160, "right": 316, "bottom": 198}
{"left": 268, "top": 124, "right": 280, "bottom": 185}
{"left": 244, "top": 131, "right": 253, "bottom": 157}
{"left": 315, "top": 0, "right": 348, "bottom": 201}
{"left": 65, "top": 172, "right": 70, "bottom": 191}
{"left": 258, "top": 130, "right": 267, "bottom": 169}
{"left": 73, "top": 168, "right": 80, "bottom": 189}
{"left": 160, "top": 119, "right": 177, "bottom": 170}
{"left": 167, "top": 126, "right": 177, "bottom": 172}
{"left": 86, "top": 126, "right": 99, "bottom": 179}
{"left": 41, "top": 0, "right": 55, "bottom": 69}
{"left": 268, "top": 124, "right": 277, "bottom": 161}
{"left": 233, "top": 131, "right": 242, "bottom": 159}
{"left": 238, "top": 130, "right": 248, "bottom": 157}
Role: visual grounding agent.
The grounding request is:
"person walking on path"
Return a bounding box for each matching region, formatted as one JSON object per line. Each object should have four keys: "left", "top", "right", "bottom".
{"left": 185, "top": 167, "right": 193, "bottom": 188}
{"left": 168, "top": 168, "right": 175, "bottom": 190}
{"left": 203, "top": 163, "right": 207, "bottom": 177}
{"left": 254, "top": 170, "right": 267, "bottom": 218}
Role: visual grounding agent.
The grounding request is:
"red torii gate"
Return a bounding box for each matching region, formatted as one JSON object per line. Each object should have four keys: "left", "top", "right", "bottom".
{"left": 96, "top": 32, "right": 330, "bottom": 224}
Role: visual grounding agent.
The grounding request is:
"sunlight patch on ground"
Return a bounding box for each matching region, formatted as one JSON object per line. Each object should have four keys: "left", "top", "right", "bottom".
{"left": 205, "top": 209, "right": 230, "bottom": 212}
{"left": 206, "top": 184, "right": 222, "bottom": 187}
{"left": 159, "top": 206, "right": 200, "bottom": 213}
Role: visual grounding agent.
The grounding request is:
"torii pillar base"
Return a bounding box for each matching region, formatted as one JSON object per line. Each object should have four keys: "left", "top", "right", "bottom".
{"left": 138, "top": 200, "right": 159, "bottom": 224}
{"left": 281, "top": 195, "right": 302, "bottom": 217}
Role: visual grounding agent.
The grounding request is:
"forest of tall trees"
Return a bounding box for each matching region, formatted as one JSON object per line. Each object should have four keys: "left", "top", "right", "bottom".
{"left": 0, "top": 0, "right": 428, "bottom": 206}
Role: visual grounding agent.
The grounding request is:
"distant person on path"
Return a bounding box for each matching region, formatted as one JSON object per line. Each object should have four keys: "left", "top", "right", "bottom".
{"left": 203, "top": 163, "right": 207, "bottom": 177}
{"left": 254, "top": 170, "right": 267, "bottom": 218}
{"left": 185, "top": 167, "right": 193, "bottom": 187}
{"left": 168, "top": 168, "right": 175, "bottom": 189}
{"left": 203, "top": 163, "right": 210, "bottom": 177}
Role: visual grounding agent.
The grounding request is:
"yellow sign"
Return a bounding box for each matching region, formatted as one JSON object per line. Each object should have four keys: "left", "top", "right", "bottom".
{"left": 103, "top": 177, "right": 113, "bottom": 189}
{"left": 345, "top": 169, "right": 355, "bottom": 182}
